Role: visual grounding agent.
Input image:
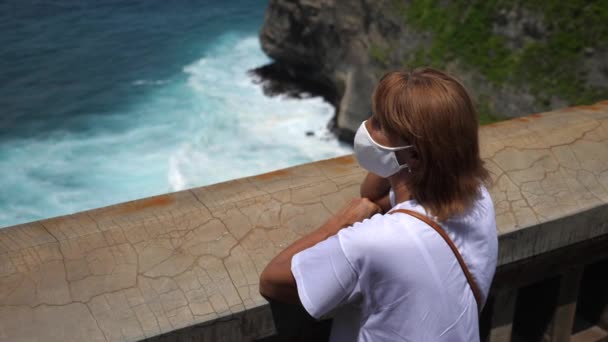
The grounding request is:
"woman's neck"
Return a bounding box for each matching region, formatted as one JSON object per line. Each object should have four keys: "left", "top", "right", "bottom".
{"left": 388, "top": 174, "right": 412, "bottom": 205}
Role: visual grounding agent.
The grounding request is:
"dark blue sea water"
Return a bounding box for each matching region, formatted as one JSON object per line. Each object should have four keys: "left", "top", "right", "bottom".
{"left": 0, "top": 0, "right": 350, "bottom": 228}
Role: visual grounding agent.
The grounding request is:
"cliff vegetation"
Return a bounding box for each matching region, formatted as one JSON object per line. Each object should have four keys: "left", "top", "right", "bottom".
{"left": 393, "top": 0, "right": 608, "bottom": 124}
{"left": 257, "top": 0, "right": 608, "bottom": 141}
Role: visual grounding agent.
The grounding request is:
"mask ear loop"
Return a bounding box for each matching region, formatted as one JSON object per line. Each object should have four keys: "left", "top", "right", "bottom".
{"left": 397, "top": 160, "right": 412, "bottom": 173}
{"left": 362, "top": 121, "right": 413, "bottom": 151}
{"left": 395, "top": 147, "right": 414, "bottom": 174}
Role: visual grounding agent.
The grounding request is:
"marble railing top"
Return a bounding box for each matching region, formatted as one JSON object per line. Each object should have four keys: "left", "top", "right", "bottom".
{"left": 1, "top": 101, "right": 607, "bottom": 341}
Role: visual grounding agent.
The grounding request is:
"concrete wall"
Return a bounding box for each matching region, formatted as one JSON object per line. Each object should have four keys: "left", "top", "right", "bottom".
{"left": 1, "top": 101, "right": 607, "bottom": 341}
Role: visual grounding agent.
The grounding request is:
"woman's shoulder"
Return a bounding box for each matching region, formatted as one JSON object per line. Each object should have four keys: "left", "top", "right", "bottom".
{"left": 337, "top": 213, "right": 389, "bottom": 244}
{"left": 444, "top": 185, "right": 495, "bottom": 225}
{"left": 338, "top": 211, "right": 418, "bottom": 241}
{"left": 336, "top": 212, "right": 423, "bottom": 261}
{"left": 465, "top": 185, "right": 496, "bottom": 232}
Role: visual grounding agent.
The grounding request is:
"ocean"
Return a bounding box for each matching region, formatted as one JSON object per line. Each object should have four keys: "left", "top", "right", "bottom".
{"left": 0, "top": 0, "right": 351, "bottom": 228}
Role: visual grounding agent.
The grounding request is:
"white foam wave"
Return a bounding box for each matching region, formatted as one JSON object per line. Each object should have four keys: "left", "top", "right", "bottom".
{"left": 0, "top": 33, "right": 351, "bottom": 228}
{"left": 167, "top": 35, "right": 351, "bottom": 190}
{"left": 132, "top": 79, "right": 169, "bottom": 86}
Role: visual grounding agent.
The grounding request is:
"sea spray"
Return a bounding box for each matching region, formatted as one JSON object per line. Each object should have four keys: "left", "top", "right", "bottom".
{"left": 0, "top": 33, "right": 351, "bottom": 228}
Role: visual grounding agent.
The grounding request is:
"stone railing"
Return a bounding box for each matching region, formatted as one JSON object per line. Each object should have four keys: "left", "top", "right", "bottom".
{"left": 1, "top": 101, "right": 607, "bottom": 342}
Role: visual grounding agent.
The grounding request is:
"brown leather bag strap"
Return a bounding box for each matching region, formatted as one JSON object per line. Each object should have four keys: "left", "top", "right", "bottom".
{"left": 389, "top": 209, "right": 483, "bottom": 312}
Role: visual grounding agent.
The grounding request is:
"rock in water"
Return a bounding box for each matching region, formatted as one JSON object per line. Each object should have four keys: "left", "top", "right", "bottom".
{"left": 258, "top": 0, "right": 412, "bottom": 143}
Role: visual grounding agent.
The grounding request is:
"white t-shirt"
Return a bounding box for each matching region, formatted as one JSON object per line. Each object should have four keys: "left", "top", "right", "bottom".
{"left": 291, "top": 186, "right": 498, "bottom": 341}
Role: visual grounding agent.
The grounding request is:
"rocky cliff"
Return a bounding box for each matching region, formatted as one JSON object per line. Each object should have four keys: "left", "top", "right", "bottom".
{"left": 255, "top": 0, "right": 608, "bottom": 142}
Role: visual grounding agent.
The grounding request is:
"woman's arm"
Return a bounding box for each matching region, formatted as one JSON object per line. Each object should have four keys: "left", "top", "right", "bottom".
{"left": 360, "top": 172, "right": 390, "bottom": 202}
{"left": 259, "top": 198, "right": 381, "bottom": 304}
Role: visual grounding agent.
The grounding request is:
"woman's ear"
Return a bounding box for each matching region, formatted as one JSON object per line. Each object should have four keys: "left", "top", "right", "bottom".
{"left": 396, "top": 150, "right": 407, "bottom": 166}
{"left": 409, "top": 149, "right": 419, "bottom": 161}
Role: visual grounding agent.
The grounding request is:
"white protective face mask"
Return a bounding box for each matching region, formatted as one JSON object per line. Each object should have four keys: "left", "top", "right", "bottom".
{"left": 353, "top": 120, "right": 413, "bottom": 178}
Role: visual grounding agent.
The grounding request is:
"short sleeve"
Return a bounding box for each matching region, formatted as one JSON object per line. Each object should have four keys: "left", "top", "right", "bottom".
{"left": 291, "top": 234, "right": 358, "bottom": 319}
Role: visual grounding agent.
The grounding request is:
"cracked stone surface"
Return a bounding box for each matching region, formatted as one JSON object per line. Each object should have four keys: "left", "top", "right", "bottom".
{"left": 1, "top": 101, "right": 608, "bottom": 341}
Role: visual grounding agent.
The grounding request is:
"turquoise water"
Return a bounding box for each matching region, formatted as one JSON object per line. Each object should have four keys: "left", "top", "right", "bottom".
{"left": 0, "top": 1, "right": 351, "bottom": 228}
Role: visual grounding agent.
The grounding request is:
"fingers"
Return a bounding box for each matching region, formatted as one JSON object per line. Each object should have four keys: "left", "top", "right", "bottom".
{"left": 337, "top": 198, "right": 382, "bottom": 227}
{"left": 361, "top": 198, "right": 380, "bottom": 212}
{"left": 356, "top": 197, "right": 382, "bottom": 217}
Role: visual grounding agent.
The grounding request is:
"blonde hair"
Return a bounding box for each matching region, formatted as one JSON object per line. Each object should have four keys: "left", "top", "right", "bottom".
{"left": 372, "top": 67, "right": 490, "bottom": 221}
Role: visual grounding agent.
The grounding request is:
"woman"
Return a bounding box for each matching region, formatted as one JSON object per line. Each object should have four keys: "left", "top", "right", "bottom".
{"left": 259, "top": 68, "right": 498, "bottom": 341}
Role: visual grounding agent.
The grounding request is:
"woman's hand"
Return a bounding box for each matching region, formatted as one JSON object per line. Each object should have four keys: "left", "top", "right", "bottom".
{"left": 259, "top": 197, "right": 380, "bottom": 304}
{"left": 360, "top": 173, "right": 390, "bottom": 201}
{"left": 324, "top": 198, "right": 382, "bottom": 234}
{"left": 372, "top": 192, "right": 392, "bottom": 214}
